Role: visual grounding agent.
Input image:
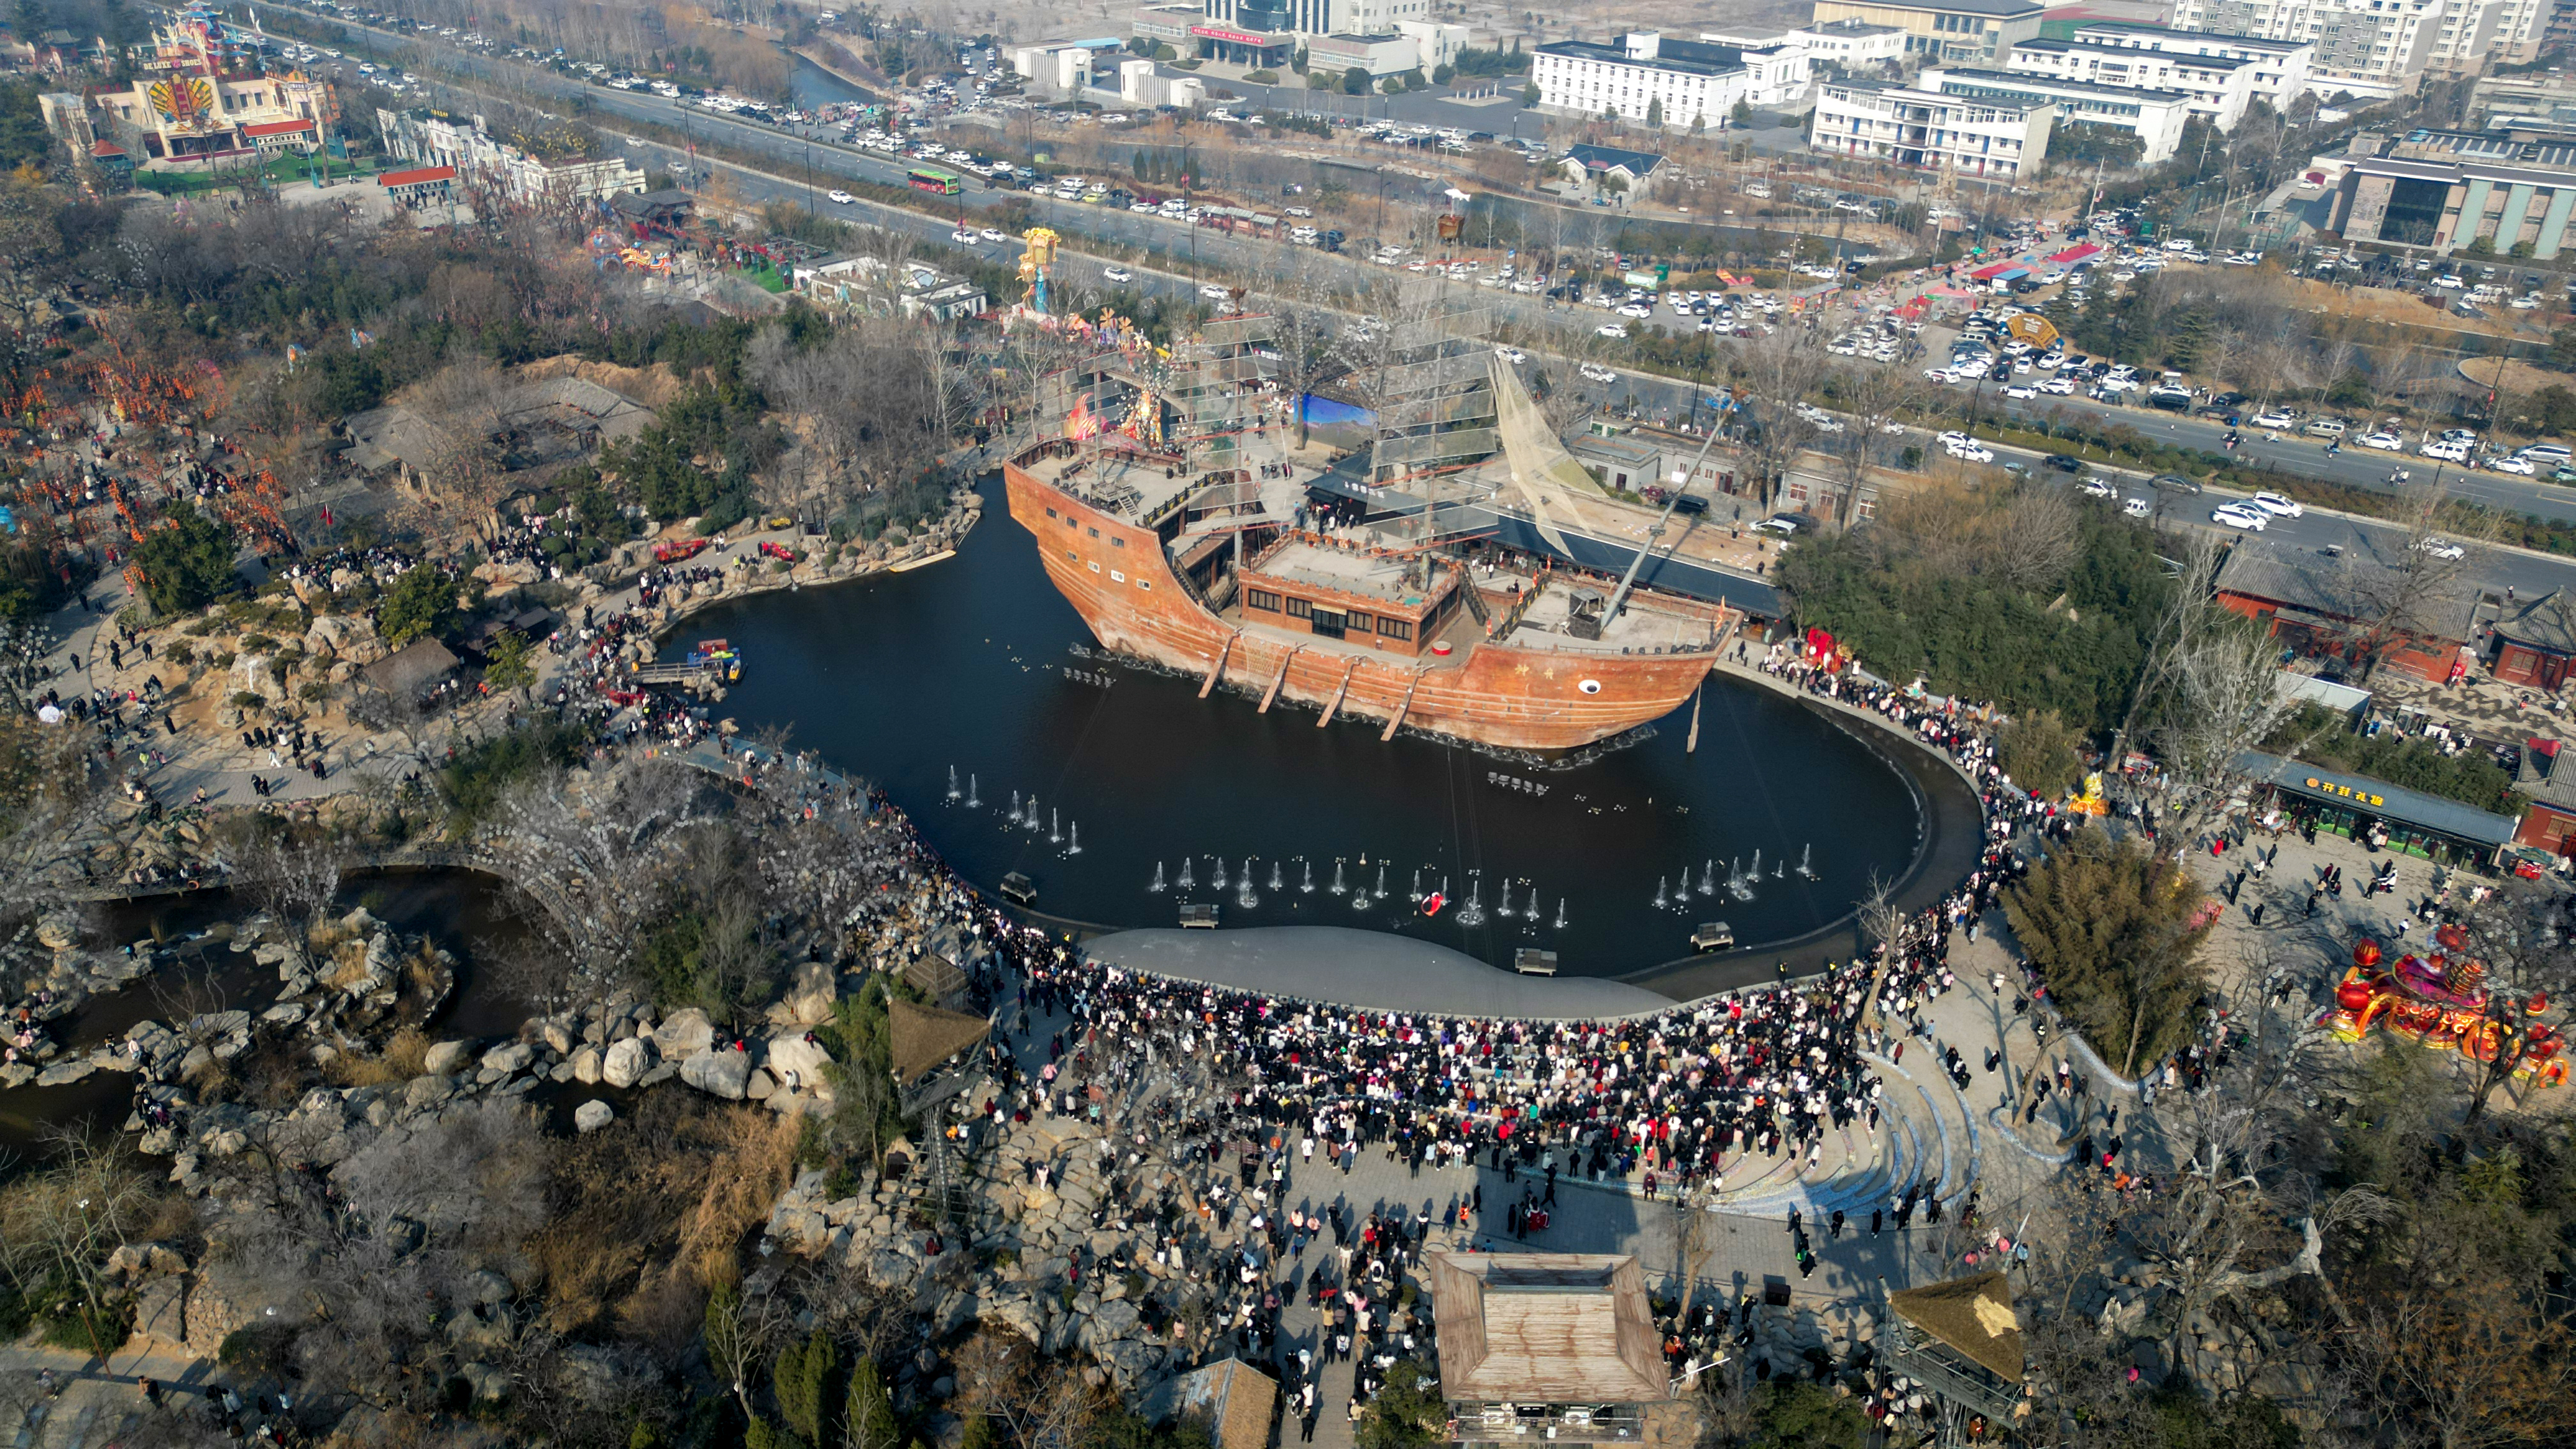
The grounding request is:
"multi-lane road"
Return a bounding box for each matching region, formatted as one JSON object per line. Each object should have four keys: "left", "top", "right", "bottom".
{"left": 280, "top": 10, "right": 2576, "bottom": 604}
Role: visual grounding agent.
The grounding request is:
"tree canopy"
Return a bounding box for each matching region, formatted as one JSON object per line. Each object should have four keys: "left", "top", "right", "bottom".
{"left": 131, "top": 505, "right": 238, "bottom": 618}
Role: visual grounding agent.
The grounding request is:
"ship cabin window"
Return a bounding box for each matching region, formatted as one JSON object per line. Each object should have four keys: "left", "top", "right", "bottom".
{"left": 1087, "top": 526, "right": 1100, "bottom": 538}
{"left": 1111, "top": 571, "right": 1127, "bottom": 583}
{"left": 1345, "top": 612, "right": 1373, "bottom": 634}
{"left": 1112, "top": 537, "right": 1126, "bottom": 548}
{"left": 1045, "top": 507, "right": 1058, "bottom": 518}
{"left": 1065, "top": 549, "right": 1078, "bottom": 561}
{"left": 1284, "top": 597, "right": 1312, "bottom": 618}
{"left": 1246, "top": 588, "right": 1283, "bottom": 612}
{"left": 1376, "top": 617, "right": 1413, "bottom": 641}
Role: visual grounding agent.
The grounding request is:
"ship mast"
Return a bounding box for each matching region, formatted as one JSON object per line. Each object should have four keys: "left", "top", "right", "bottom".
{"left": 1604, "top": 422, "right": 1729, "bottom": 622}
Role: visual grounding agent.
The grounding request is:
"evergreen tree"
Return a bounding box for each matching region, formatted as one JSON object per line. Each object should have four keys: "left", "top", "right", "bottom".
{"left": 1645, "top": 96, "right": 1662, "bottom": 127}
{"left": 774, "top": 1329, "right": 839, "bottom": 1445}
{"left": 845, "top": 1359, "right": 903, "bottom": 1449}
{"left": 132, "top": 505, "right": 238, "bottom": 618}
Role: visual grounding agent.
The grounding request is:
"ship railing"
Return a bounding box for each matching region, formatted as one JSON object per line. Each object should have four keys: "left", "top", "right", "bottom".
{"left": 1487, "top": 578, "right": 1546, "bottom": 641}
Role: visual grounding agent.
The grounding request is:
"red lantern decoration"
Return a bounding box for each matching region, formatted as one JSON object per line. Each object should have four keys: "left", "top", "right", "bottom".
{"left": 2338, "top": 977, "right": 2375, "bottom": 1014}
{"left": 2437, "top": 923, "right": 2468, "bottom": 953}
{"left": 2354, "top": 940, "right": 2383, "bottom": 970}
{"left": 2528, "top": 991, "right": 2550, "bottom": 1017}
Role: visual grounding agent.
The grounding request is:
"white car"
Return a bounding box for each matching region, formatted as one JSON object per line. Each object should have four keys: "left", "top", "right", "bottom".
{"left": 1579, "top": 364, "right": 1619, "bottom": 383}
{"left": 980, "top": 227, "right": 1007, "bottom": 242}
{"left": 1936, "top": 431, "right": 1973, "bottom": 449}
{"left": 2253, "top": 410, "right": 2296, "bottom": 429}
{"left": 1103, "top": 266, "right": 1133, "bottom": 284}
{"left": 2247, "top": 492, "right": 2303, "bottom": 518}
{"left": 2360, "top": 432, "right": 2407, "bottom": 451}
{"left": 1494, "top": 347, "right": 1526, "bottom": 365}
{"left": 2212, "top": 506, "right": 2267, "bottom": 530}
{"left": 2004, "top": 385, "right": 2038, "bottom": 400}
{"left": 826, "top": 188, "right": 854, "bottom": 204}
{"left": 1199, "top": 284, "right": 1230, "bottom": 300}
{"left": 2082, "top": 479, "right": 2118, "bottom": 498}
{"left": 1946, "top": 442, "right": 1995, "bottom": 463}
{"left": 951, "top": 228, "right": 979, "bottom": 244}
{"left": 2042, "top": 378, "right": 2077, "bottom": 395}
{"left": 2421, "top": 440, "right": 2469, "bottom": 463}
{"left": 1596, "top": 324, "right": 1629, "bottom": 339}
{"left": 2491, "top": 455, "right": 2538, "bottom": 475}
{"left": 2414, "top": 537, "right": 2467, "bottom": 560}
{"left": 1923, "top": 368, "right": 1958, "bottom": 383}
{"left": 2123, "top": 497, "right": 2152, "bottom": 518}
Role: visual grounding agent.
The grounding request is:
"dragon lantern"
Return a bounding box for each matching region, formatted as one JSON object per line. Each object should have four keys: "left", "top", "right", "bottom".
{"left": 2323, "top": 935, "right": 2568, "bottom": 1085}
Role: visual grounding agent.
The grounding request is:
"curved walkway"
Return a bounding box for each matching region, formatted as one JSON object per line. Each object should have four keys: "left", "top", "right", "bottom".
{"left": 1079, "top": 925, "right": 1674, "bottom": 1019}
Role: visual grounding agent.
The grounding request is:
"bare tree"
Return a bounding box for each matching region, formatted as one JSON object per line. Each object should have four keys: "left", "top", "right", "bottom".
{"left": 2339, "top": 475, "right": 2478, "bottom": 683}
{"left": 478, "top": 757, "right": 711, "bottom": 993}
{"left": 2431, "top": 882, "right": 2576, "bottom": 1124}
{"left": 1823, "top": 363, "right": 1922, "bottom": 528}
{"left": 1726, "top": 326, "right": 1825, "bottom": 511}
{"left": 229, "top": 827, "right": 348, "bottom": 975}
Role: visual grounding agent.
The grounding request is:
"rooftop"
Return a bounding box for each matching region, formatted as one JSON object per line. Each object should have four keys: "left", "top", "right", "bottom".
{"left": 1933, "top": 64, "right": 2196, "bottom": 102}
{"left": 1426, "top": 1250, "right": 1667, "bottom": 1404}
{"left": 1818, "top": 0, "right": 2045, "bottom": 17}
{"left": 2011, "top": 36, "right": 2254, "bottom": 68}
{"left": 1563, "top": 142, "right": 1667, "bottom": 176}
{"left": 1889, "top": 1271, "right": 2025, "bottom": 1382}
{"left": 1243, "top": 536, "right": 1452, "bottom": 611}
{"left": 1536, "top": 38, "right": 1749, "bottom": 79}
{"left": 2237, "top": 750, "right": 2520, "bottom": 847}
{"left": 2069, "top": 19, "right": 2312, "bottom": 51}
{"left": 2492, "top": 588, "right": 2576, "bottom": 656}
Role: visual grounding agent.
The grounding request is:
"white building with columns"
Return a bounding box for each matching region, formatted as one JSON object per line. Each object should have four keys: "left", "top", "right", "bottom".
{"left": 1809, "top": 75, "right": 2055, "bottom": 176}
{"left": 1530, "top": 31, "right": 1809, "bottom": 127}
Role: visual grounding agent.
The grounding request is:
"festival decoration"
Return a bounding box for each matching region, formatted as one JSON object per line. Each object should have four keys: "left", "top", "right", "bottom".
{"left": 2322, "top": 938, "right": 2568, "bottom": 1085}
{"left": 147, "top": 76, "right": 220, "bottom": 132}
{"left": 1017, "top": 227, "right": 1061, "bottom": 316}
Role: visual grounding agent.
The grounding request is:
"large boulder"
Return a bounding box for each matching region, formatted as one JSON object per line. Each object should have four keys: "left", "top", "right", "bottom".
{"left": 422, "top": 1039, "right": 471, "bottom": 1075}
{"left": 600, "top": 1036, "right": 657, "bottom": 1089}
{"left": 680, "top": 1046, "right": 754, "bottom": 1100}
{"left": 480, "top": 1041, "right": 536, "bottom": 1075}
{"left": 766, "top": 1032, "right": 833, "bottom": 1092}
{"left": 574, "top": 1100, "right": 615, "bottom": 1133}
{"left": 652, "top": 1007, "right": 715, "bottom": 1058}
{"left": 776, "top": 960, "right": 837, "bottom": 1026}
{"left": 569, "top": 1046, "right": 603, "bottom": 1085}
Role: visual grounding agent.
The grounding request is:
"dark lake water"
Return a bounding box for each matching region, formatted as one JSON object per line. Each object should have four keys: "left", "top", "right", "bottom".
{"left": 664, "top": 475, "right": 1926, "bottom": 976}
{"left": 790, "top": 52, "right": 879, "bottom": 109}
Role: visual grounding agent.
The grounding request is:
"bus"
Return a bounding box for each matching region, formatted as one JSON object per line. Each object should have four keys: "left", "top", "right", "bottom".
{"left": 907, "top": 167, "right": 962, "bottom": 195}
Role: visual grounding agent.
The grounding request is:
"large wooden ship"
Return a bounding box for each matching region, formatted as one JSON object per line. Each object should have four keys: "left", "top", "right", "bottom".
{"left": 1003, "top": 309, "right": 1736, "bottom": 751}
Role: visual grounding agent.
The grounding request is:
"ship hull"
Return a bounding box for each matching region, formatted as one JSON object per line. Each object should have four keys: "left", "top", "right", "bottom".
{"left": 1006, "top": 460, "right": 1712, "bottom": 751}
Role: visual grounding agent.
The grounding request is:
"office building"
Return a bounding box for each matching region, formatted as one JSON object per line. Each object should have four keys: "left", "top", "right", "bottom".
{"left": 2060, "top": 22, "right": 2313, "bottom": 109}
{"left": 1805, "top": 0, "right": 2048, "bottom": 64}
{"left": 2003, "top": 38, "right": 2258, "bottom": 128}
{"left": 2329, "top": 137, "right": 2576, "bottom": 255}
{"left": 1921, "top": 65, "right": 2195, "bottom": 160}
{"left": 1809, "top": 73, "right": 2056, "bottom": 174}
{"left": 1530, "top": 31, "right": 1808, "bottom": 126}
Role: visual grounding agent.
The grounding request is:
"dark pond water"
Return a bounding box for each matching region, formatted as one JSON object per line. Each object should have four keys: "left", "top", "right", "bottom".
{"left": 664, "top": 474, "right": 1926, "bottom": 976}
{"left": 0, "top": 870, "right": 535, "bottom": 1162}
{"left": 790, "top": 52, "right": 880, "bottom": 109}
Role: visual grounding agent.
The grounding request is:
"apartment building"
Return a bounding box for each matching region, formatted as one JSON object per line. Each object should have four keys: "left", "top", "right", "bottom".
{"left": 1530, "top": 32, "right": 1809, "bottom": 126}
{"left": 2172, "top": 0, "right": 2442, "bottom": 99}
{"left": 1806, "top": 0, "right": 2047, "bottom": 64}
{"left": 2004, "top": 37, "right": 2258, "bottom": 127}
{"left": 2064, "top": 22, "right": 2314, "bottom": 108}
{"left": 1922, "top": 65, "right": 2196, "bottom": 159}
{"left": 1809, "top": 75, "right": 2056, "bottom": 174}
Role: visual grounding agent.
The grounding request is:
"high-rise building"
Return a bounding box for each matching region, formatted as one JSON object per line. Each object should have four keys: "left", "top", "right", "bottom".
{"left": 2173, "top": 0, "right": 2443, "bottom": 98}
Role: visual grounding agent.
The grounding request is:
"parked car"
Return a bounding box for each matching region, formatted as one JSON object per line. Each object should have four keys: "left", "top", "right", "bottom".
{"left": 2247, "top": 491, "right": 2303, "bottom": 517}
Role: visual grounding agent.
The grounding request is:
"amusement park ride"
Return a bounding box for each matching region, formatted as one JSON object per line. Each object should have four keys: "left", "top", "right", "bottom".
{"left": 2324, "top": 928, "right": 2569, "bottom": 1086}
